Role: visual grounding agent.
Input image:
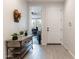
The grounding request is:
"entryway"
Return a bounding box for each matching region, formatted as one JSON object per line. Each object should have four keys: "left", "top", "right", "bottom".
{"left": 28, "top": 2, "right": 63, "bottom": 45}
{"left": 45, "top": 4, "right": 63, "bottom": 44}
{"left": 28, "top": 6, "right": 42, "bottom": 45}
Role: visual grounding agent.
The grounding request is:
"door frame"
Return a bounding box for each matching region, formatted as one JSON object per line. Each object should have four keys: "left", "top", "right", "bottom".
{"left": 27, "top": 2, "right": 64, "bottom": 45}
{"left": 27, "top": 3, "right": 43, "bottom": 45}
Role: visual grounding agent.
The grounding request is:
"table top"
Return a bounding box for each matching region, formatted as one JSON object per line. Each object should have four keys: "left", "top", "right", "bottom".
{"left": 6, "top": 35, "right": 33, "bottom": 42}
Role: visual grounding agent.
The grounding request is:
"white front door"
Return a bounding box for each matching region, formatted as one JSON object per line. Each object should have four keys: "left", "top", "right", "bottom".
{"left": 45, "top": 6, "right": 63, "bottom": 43}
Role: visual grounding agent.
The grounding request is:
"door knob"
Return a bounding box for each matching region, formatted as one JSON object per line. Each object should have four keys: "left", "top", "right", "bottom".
{"left": 47, "top": 27, "right": 49, "bottom": 31}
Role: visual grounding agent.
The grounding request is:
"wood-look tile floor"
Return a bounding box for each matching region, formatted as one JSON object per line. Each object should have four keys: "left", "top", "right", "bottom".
{"left": 24, "top": 44, "right": 74, "bottom": 59}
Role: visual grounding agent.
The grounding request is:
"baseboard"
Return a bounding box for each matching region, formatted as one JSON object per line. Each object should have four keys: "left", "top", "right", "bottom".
{"left": 41, "top": 42, "right": 47, "bottom": 45}
{"left": 61, "top": 42, "right": 75, "bottom": 58}
{"left": 47, "top": 43, "right": 61, "bottom": 45}
{"left": 68, "top": 49, "right": 75, "bottom": 58}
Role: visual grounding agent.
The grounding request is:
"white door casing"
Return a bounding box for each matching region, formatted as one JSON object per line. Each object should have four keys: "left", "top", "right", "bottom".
{"left": 45, "top": 5, "right": 63, "bottom": 43}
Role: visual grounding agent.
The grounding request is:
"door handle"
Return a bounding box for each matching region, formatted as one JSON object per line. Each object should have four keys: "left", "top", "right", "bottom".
{"left": 47, "top": 27, "right": 49, "bottom": 31}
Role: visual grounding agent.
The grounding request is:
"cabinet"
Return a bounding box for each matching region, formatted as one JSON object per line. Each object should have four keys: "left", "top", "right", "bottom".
{"left": 6, "top": 35, "right": 33, "bottom": 59}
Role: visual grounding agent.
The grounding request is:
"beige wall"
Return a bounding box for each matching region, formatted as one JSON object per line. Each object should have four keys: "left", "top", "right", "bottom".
{"left": 3, "top": 0, "right": 28, "bottom": 40}
{"left": 63, "top": 0, "right": 75, "bottom": 57}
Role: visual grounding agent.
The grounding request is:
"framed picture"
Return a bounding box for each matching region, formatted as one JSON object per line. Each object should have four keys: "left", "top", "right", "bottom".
{"left": 13, "top": 9, "right": 21, "bottom": 23}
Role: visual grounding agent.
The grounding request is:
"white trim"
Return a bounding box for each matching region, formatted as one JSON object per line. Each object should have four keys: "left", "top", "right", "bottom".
{"left": 61, "top": 42, "right": 75, "bottom": 58}
{"left": 41, "top": 39, "right": 47, "bottom": 45}
{"left": 68, "top": 49, "right": 75, "bottom": 59}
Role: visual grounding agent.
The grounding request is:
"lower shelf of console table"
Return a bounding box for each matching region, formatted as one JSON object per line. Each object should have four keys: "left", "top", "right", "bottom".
{"left": 6, "top": 35, "right": 33, "bottom": 59}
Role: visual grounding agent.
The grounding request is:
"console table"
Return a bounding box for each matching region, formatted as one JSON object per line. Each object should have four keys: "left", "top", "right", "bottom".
{"left": 6, "top": 35, "right": 33, "bottom": 59}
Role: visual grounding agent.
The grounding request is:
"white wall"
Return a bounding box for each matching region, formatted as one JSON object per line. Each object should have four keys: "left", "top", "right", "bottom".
{"left": 3, "top": 0, "right": 28, "bottom": 40}
{"left": 3, "top": 0, "right": 28, "bottom": 58}
{"left": 63, "top": 0, "right": 75, "bottom": 57}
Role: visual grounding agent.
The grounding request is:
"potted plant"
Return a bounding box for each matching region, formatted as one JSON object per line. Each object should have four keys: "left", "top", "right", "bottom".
{"left": 11, "top": 33, "right": 18, "bottom": 40}
{"left": 19, "top": 31, "right": 24, "bottom": 35}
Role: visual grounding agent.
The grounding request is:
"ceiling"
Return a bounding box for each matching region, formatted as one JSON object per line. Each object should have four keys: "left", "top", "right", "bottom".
{"left": 26, "top": 0, "right": 65, "bottom": 2}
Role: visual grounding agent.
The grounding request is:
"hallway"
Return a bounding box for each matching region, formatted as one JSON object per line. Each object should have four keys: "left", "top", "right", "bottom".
{"left": 24, "top": 45, "right": 73, "bottom": 59}
{"left": 3, "top": 0, "right": 75, "bottom": 59}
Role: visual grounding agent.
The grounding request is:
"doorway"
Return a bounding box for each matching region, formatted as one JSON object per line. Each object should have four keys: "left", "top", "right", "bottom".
{"left": 45, "top": 4, "right": 63, "bottom": 44}
{"left": 28, "top": 3, "right": 63, "bottom": 45}
{"left": 28, "top": 6, "right": 42, "bottom": 45}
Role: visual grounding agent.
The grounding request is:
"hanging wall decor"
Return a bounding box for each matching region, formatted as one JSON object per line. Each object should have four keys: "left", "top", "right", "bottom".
{"left": 13, "top": 9, "right": 21, "bottom": 23}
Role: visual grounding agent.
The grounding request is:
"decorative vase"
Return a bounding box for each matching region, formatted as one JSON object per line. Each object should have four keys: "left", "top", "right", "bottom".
{"left": 12, "top": 36, "right": 18, "bottom": 40}
{"left": 25, "top": 32, "right": 27, "bottom": 36}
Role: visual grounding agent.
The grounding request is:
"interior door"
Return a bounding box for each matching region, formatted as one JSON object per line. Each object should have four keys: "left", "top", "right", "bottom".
{"left": 45, "top": 6, "right": 63, "bottom": 43}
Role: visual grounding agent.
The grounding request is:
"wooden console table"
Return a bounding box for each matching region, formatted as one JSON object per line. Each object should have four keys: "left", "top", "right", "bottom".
{"left": 6, "top": 35, "right": 33, "bottom": 59}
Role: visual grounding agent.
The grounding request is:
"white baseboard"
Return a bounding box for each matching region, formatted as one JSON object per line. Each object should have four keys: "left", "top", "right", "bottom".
{"left": 68, "top": 49, "right": 75, "bottom": 58}
{"left": 61, "top": 42, "right": 75, "bottom": 58}
{"left": 41, "top": 41, "right": 47, "bottom": 45}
